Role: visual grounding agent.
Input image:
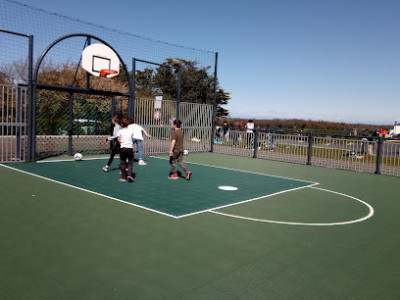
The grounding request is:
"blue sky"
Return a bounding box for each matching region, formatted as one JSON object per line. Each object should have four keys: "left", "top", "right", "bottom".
{"left": 19, "top": 0, "right": 400, "bottom": 124}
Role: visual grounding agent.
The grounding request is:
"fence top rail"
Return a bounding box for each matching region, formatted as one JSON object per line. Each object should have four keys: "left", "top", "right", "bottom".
{"left": 217, "top": 127, "right": 400, "bottom": 140}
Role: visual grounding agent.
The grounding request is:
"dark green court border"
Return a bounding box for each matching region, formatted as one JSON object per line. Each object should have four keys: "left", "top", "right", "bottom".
{"left": 2, "top": 157, "right": 318, "bottom": 218}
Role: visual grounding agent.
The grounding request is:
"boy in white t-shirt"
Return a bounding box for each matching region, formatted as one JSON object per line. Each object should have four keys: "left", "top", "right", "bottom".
{"left": 128, "top": 119, "right": 151, "bottom": 165}
{"left": 118, "top": 119, "right": 135, "bottom": 182}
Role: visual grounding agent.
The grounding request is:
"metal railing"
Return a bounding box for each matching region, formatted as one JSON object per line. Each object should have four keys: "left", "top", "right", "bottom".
{"left": 0, "top": 84, "right": 29, "bottom": 162}
{"left": 213, "top": 129, "right": 400, "bottom": 177}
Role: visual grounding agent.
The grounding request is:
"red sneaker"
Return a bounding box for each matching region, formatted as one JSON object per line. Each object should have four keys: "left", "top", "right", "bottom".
{"left": 168, "top": 173, "right": 178, "bottom": 180}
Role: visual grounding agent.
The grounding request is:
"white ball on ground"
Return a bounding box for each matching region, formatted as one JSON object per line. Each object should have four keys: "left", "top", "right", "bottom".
{"left": 183, "top": 150, "right": 188, "bottom": 155}
{"left": 74, "top": 153, "right": 83, "bottom": 161}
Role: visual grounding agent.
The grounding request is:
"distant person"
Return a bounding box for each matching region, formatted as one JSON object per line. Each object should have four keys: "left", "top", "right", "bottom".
{"left": 246, "top": 119, "right": 255, "bottom": 148}
{"left": 118, "top": 118, "right": 134, "bottom": 182}
{"left": 222, "top": 121, "right": 229, "bottom": 142}
{"left": 103, "top": 115, "right": 121, "bottom": 172}
{"left": 216, "top": 126, "right": 222, "bottom": 141}
{"left": 128, "top": 119, "right": 151, "bottom": 165}
{"left": 169, "top": 119, "right": 192, "bottom": 180}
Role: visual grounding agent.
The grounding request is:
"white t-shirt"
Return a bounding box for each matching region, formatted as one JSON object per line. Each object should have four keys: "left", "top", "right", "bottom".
{"left": 246, "top": 122, "right": 254, "bottom": 133}
{"left": 128, "top": 123, "right": 145, "bottom": 140}
{"left": 107, "top": 124, "right": 122, "bottom": 141}
{"left": 118, "top": 128, "right": 133, "bottom": 148}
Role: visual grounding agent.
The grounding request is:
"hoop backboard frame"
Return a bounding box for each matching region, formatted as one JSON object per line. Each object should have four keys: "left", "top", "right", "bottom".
{"left": 82, "top": 43, "right": 120, "bottom": 78}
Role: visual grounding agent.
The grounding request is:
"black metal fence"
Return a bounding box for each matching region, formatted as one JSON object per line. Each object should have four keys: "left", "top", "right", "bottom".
{"left": 213, "top": 129, "right": 400, "bottom": 177}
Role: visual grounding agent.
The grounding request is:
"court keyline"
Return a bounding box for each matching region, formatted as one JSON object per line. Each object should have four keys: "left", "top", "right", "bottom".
{"left": 1, "top": 160, "right": 317, "bottom": 219}
{"left": 210, "top": 186, "right": 375, "bottom": 226}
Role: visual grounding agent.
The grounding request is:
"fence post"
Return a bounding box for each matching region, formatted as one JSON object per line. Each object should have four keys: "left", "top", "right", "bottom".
{"left": 307, "top": 132, "right": 313, "bottom": 165}
{"left": 129, "top": 58, "right": 136, "bottom": 119}
{"left": 68, "top": 93, "right": 73, "bottom": 156}
{"left": 28, "top": 34, "right": 35, "bottom": 161}
{"left": 16, "top": 86, "right": 22, "bottom": 159}
{"left": 375, "top": 137, "right": 383, "bottom": 174}
{"left": 210, "top": 52, "right": 218, "bottom": 152}
{"left": 253, "top": 128, "right": 258, "bottom": 158}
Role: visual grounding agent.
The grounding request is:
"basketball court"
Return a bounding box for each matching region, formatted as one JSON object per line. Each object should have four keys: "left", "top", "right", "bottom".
{"left": 1, "top": 3, "right": 400, "bottom": 298}
{"left": 4, "top": 156, "right": 316, "bottom": 218}
{"left": 1, "top": 153, "right": 399, "bottom": 299}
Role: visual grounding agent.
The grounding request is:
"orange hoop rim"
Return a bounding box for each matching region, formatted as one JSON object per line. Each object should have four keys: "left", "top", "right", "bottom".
{"left": 99, "top": 69, "right": 118, "bottom": 77}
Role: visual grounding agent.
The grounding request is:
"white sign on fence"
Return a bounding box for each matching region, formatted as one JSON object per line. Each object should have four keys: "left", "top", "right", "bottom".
{"left": 155, "top": 96, "right": 162, "bottom": 109}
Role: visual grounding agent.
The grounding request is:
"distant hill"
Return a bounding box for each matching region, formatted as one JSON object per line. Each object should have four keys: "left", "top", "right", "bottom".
{"left": 217, "top": 118, "right": 392, "bottom": 135}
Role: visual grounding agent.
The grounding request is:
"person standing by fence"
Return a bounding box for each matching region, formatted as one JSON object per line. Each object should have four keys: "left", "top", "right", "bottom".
{"left": 223, "top": 121, "right": 229, "bottom": 143}
{"left": 246, "top": 119, "right": 255, "bottom": 148}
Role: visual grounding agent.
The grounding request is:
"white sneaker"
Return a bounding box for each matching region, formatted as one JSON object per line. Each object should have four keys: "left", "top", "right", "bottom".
{"left": 103, "top": 166, "right": 109, "bottom": 172}
{"left": 138, "top": 160, "right": 147, "bottom": 165}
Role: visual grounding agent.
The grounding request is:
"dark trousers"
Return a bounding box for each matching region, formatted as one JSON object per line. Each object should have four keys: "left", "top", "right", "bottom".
{"left": 107, "top": 140, "right": 120, "bottom": 167}
{"left": 170, "top": 150, "right": 188, "bottom": 174}
{"left": 119, "top": 148, "right": 134, "bottom": 178}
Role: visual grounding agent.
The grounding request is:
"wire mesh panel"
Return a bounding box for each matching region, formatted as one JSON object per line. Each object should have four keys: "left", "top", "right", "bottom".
{"left": 0, "top": 0, "right": 216, "bottom": 78}
{"left": 134, "top": 97, "right": 213, "bottom": 156}
{"left": 311, "top": 136, "right": 377, "bottom": 173}
{"left": 0, "top": 84, "right": 28, "bottom": 162}
{"left": 35, "top": 90, "right": 127, "bottom": 160}
{"left": 213, "top": 129, "right": 254, "bottom": 157}
{"left": 35, "top": 90, "right": 69, "bottom": 159}
{"left": 257, "top": 133, "right": 308, "bottom": 163}
{"left": 134, "top": 97, "right": 175, "bottom": 155}
{"left": 180, "top": 101, "right": 213, "bottom": 153}
{"left": 380, "top": 140, "right": 400, "bottom": 176}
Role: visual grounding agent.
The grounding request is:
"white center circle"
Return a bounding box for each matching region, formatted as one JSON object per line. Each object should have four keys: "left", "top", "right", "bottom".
{"left": 218, "top": 186, "right": 238, "bottom": 191}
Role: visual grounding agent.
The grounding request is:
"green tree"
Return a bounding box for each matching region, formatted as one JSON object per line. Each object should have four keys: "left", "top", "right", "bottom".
{"left": 135, "top": 58, "right": 230, "bottom": 116}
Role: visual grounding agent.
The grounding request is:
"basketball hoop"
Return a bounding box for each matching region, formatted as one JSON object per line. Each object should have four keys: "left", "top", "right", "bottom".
{"left": 99, "top": 69, "right": 118, "bottom": 77}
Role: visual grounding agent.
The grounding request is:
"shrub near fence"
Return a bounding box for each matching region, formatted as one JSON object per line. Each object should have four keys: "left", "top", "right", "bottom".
{"left": 213, "top": 129, "right": 400, "bottom": 177}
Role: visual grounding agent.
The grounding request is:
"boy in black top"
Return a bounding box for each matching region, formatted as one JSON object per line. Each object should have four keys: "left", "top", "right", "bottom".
{"left": 169, "top": 119, "right": 191, "bottom": 180}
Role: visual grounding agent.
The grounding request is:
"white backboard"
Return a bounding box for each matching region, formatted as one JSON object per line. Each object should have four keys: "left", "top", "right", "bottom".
{"left": 81, "top": 43, "right": 120, "bottom": 78}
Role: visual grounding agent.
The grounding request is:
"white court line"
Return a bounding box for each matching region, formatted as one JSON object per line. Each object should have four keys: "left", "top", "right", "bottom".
{"left": 1, "top": 158, "right": 318, "bottom": 219}
{"left": 0, "top": 163, "right": 179, "bottom": 219}
{"left": 210, "top": 186, "right": 375, "bottom": 226}
{"left": 37, "top": 157, "right": 107, "bottom": 163}
{"left": 150, "top": 156, "right": 317, "bottom": 185}
{"left": 176, "top": 183, "right": 319, "bottom": 219}
{"left": 37, "top": 155, "right": 317, "bottom": 185}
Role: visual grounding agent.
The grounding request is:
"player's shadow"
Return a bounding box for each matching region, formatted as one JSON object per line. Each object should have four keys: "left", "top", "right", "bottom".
{"left": 109, "top": 167, "right": 136, "bottom": 178}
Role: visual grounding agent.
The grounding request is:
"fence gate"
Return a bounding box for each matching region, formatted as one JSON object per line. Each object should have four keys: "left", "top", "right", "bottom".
{"left": 0, "top": 29, "right": 32, "bottom": 162}
{"left": 0, "top": 84, "right": 29, "bottom": 162}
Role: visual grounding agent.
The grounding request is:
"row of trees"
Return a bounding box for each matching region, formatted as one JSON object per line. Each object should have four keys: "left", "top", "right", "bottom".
{"left": 125, "top": 58, "right": 230, "bottom": 117}
{"left": 0, "top": 57, "right": 231, "bottom": 117}
{"left": 221, "top": 118, "right": 391, "bottom": 135}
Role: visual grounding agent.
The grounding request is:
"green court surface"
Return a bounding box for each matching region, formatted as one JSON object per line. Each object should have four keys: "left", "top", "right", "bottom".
{"left": 1, "top": 153, "right": 400, "bottom": 299}
{"left": 5, "top": 157, "right": 315, "bottom": 218}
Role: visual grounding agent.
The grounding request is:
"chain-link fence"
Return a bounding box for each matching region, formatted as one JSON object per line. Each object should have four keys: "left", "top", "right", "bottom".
{"left": 35, "top": 90, "right": 130, "bottom": 160}
{"left": 134, "top": 97, "right": 213, "bottom": 156}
